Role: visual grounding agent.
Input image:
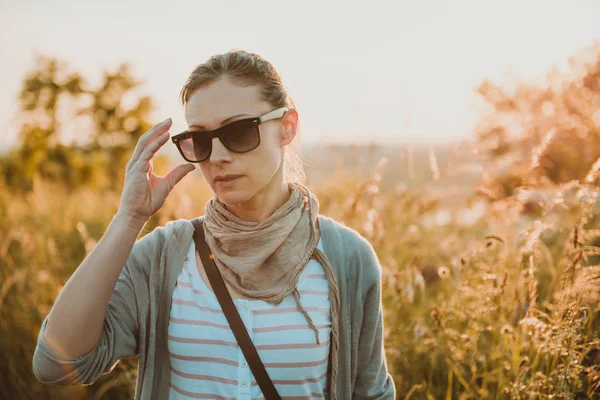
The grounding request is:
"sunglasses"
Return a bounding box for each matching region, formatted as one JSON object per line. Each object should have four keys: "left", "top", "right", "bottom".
{"left": 171, "top": 107, "right": 289, "bottom": 163}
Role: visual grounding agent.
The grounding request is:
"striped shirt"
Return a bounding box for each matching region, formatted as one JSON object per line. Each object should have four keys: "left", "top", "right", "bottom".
{"left": 168, "top": 238, "right": 331, "bottom": 400}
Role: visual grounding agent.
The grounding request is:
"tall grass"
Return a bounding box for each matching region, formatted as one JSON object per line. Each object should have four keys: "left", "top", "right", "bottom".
{"left": 0, "top": 150, "right": 599, "bottom": 399}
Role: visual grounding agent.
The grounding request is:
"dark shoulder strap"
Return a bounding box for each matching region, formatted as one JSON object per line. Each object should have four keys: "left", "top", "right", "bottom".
{"left": 191, "top": 218, "right": 281, "bottom": 400}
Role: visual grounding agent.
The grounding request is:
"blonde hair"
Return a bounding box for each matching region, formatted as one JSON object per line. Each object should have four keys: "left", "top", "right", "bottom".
{"left": 180, "top": 50, "right": 305, "bottom": 183}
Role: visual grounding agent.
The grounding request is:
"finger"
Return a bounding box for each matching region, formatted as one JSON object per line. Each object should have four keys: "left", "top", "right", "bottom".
{"left": 164, "top": 163, "right": 196, "bottom": 191}
{"left": 129, "top": 118, "right": 172, "bottom": 166}
{"left": 130, "top": 132, "right": 168, "bottom": 174}
{"left": 135, "top": 131, "right": 171, "bottom": 167}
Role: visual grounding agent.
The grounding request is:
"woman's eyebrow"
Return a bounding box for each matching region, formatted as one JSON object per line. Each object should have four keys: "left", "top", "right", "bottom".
{"left": 190, "top": 114, "right": 251, "bottom": 130}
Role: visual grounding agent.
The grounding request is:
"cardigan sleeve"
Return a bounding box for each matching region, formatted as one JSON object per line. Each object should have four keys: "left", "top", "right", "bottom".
{"left": 32, "top": 228, "right": 158, "bottom": 386}
{"left": 353, "top": 237, "right": 396, "bottom": 399}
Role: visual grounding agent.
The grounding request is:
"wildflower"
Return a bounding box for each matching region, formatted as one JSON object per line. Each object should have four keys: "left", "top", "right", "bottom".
{"left": 519, "top": 317, "right": 547, "bottom": 331}
{"left": 437, "top": 266, "right": 450, "bottom": 279}
{"left": 500, "top": 324, "right": 514, "bottom": 335}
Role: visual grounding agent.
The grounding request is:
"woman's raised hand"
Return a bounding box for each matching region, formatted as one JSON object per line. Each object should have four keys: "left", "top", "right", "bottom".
{"left": 118, "top": 118, "right": 195, "bottom": 225}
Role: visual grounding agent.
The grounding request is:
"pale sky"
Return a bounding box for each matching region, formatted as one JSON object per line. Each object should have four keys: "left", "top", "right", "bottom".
{"left": 0, "top": 0, "right": 598, "bottom": 151}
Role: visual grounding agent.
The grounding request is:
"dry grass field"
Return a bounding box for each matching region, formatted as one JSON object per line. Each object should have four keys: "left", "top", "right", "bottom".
{"left": 1, "top": 141, "right": 599, "bottom": 399}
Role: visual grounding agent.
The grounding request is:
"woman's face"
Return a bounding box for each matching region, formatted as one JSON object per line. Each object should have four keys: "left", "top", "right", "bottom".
{"left": 184, "top": 76, "right": 298, "bottom": 206}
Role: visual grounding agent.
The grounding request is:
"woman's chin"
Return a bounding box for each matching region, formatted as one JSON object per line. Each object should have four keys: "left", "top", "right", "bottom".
{"left": 214, "top": 187, "right": 252, "bottom": 207}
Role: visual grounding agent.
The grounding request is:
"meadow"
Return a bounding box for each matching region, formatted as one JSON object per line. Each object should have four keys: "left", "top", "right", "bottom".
{"left": 1, "top": 142, "right": 599, "bottom": 399}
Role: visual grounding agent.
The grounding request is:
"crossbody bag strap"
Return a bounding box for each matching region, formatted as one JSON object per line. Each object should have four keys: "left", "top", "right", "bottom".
{"left": 191, "top": 218, "right": 282, "bottom": 400}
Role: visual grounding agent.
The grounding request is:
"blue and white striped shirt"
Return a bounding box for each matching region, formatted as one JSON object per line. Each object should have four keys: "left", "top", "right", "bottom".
{"left": 168, "top": 238, "right": 331, "bottom": 399}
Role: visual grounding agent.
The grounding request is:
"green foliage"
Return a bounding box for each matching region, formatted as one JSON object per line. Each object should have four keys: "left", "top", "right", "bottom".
{"left": 0, "top": 56, "right": 155, "bottom": 192}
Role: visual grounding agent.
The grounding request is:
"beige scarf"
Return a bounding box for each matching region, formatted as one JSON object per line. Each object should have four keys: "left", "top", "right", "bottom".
{"left": 203, "top": 182, "right": 340, "bottom": 399}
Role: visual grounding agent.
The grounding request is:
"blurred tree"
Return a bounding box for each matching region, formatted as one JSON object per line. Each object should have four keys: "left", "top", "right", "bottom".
{"left": 474, "top": 42, "right": 600, "bottom": 200}
{"left": 0, "top": 56, "right": 155, "bottom": 191}
{"left": 83, "top": 63, "right": 154, "bottom": 189}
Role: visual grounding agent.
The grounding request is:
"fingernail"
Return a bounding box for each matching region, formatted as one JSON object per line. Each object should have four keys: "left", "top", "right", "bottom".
{"left": 163, "top": 118, "right": 171, "bottom": 124}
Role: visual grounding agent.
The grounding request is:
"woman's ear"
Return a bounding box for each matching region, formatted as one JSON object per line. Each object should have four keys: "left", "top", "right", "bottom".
{"left": 280, "top": 108, "right": 299, "bottom": 147}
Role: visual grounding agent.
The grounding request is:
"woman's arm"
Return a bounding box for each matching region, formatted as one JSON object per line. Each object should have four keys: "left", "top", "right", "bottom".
{"left": 32, "top": 218, "right": 160, "bottom": 385}
{"left": 32, "top": 118, "right": 194, "bottom": 385}
{"left": 41, "top": 213, "right": 145, "bottom": 360}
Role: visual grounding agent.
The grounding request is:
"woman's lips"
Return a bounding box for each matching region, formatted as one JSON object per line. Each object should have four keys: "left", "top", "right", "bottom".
{"left": 214, "top": 175, "right": 243, "bottom": 188}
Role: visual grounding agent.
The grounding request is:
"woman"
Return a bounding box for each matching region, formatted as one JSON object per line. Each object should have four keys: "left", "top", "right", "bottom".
{"left": 33, "top": 50, "right": 395, "bottom": 399}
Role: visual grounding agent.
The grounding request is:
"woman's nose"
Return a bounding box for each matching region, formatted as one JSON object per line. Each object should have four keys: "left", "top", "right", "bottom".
{"left": 209, "top": 137, "right": 233, "bottom": 164}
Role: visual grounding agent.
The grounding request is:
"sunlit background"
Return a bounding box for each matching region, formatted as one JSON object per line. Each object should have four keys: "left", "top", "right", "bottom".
{"left": 1, "top": 1, "right": 600, "bottom": 399}
{"left": 1, "top": 0, "right": 599, "bottom": 150}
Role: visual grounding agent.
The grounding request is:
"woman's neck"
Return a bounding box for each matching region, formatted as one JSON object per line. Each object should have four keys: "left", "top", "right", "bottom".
{"left": 225, "top": 178, "right": 291, "bottom": 222}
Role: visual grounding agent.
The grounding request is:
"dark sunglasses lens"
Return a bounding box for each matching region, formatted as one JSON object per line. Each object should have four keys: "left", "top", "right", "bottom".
{"left": 221, "top": 121, "right": 260, "bottom": 153}
{"left": 179, "top": 134, "right": 211, "bottom": 162}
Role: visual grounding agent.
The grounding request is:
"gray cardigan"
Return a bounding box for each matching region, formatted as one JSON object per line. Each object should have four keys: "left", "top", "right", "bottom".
{"left": 32, "top": 215, "right": 396, "bottom": 399}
